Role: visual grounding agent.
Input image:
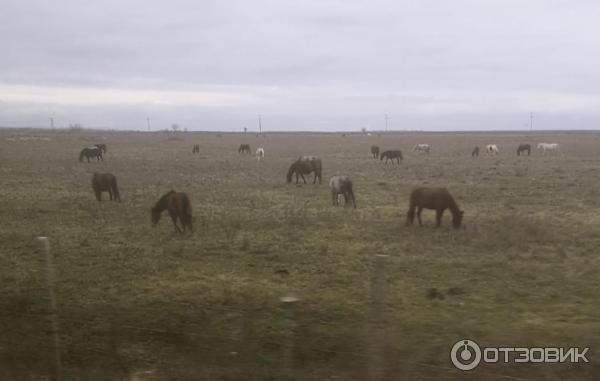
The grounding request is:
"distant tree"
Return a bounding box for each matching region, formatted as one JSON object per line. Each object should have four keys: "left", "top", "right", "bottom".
{"left": 69, "top": 123, "right": 83, "bottom": 131}
{"left": 171, "top": 123, "right": 179, "bottom": 132}
{"left": 361, "top": 127, "right": 367, "bottom": 134}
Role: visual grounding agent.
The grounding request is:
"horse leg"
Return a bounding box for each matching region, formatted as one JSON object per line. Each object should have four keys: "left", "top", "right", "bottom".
{"left": 94, "top": 189, "right": 101, "bottom": 201}
{"left": 169, "top": 212, "right": 182, "bottom": 233}
{"left": 300, "top": 174, "right": 307, "bottom": 184}
{"left": 417, "top": 207, "right": 424, "bottom": 227}
{"left": 435, "top": 209, "right": 444, "bottom": 227}
{"left": 406, "top": 205, "right": 415, "bottom": 226}
{"left": 331, "top": 190, "right": 337, "bottom": 206}
{"left": 108, "top": 189, "right": 113, "bottom": 201}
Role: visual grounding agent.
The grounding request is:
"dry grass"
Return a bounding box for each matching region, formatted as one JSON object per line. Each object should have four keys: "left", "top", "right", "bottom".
{"left": 1, "top": 129, "right": 600, "bottom": 380}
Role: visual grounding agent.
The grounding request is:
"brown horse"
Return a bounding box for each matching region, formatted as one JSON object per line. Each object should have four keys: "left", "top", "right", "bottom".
{"left": 151, "top": 191, "right": 193, "bottom": 233}
{"left": 370, "top": 145, "right": 380, "bottom": 159}
{"left": 79, "top": 147, "right": 103, "bottom": 162}
{"left": 286, "top": 156, "right": 322, "bottom": 184}
{"left": 471, "top": 146, "right": 480, "bottom": 157}
{"left": 406, "top": 187, "right": 463, "bottom": 228}
{"left": 92, "top": 173, "right": 120, "bottom": 201}
{"left": 238, "top": 144, "right": 251, "bottom": 154}
{"left": 380, "top": 150, "right": 402, "bottom": 164}
{"left": 517, "top": 144, "right": 531, "bottom": 156}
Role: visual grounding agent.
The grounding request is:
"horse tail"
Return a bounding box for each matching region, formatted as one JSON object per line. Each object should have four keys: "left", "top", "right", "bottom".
{"left": 315, "top": 159, "right": 322, "bottom": 184}
{"left": 181, "top": 193, "right": 193, "bottom": 231}
{"left": 348, "top": 184, "right": 356, "bottom": 209}
{"left": 112, "top": 176, "right": 121, "bottom": 202}
{"left": 286, "top": 163, "right": 295, "bottom": 183}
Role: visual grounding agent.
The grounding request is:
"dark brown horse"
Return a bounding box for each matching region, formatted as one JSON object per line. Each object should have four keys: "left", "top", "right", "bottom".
{"left": 192, "top": 144, "right": 200, "bottom": 154}
{"left": 79, "top": 147, "right": 103, "bottom": 162}
{"left": 380, "top": 150, "right": 402, "bottom": 164}
{"left": 94, "top": 144, "right": 107, "bottom": 154}
{"left": 92, "top": 173, "right": 120, "bottom": 201}
{"left": 471, "top": 146, "right": 480, "bottom": 157}
{"left": 517, "top": 144, "right": 531, "bottom": 156}
{"left": 286, "top": 156, "right": 322, "bottom": 184}
{"left": 370, "top": 145, "right": 380, "bottom": 159}
{"left": 151, "top": 191, "right": 193, "bottom": 233}
{"left": 406, "top": 187, "right": 463, "bottom": 228}
{"left": 238, "top": 144, "right": 251, "bottom": 154}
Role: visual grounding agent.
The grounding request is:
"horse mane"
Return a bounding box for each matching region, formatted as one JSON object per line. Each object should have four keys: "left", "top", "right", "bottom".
{"left": 154, "top": 190, "right": 176, "bottom": 211}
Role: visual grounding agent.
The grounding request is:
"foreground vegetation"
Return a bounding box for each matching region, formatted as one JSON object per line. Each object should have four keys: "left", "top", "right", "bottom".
{"left": 1, "top": 129, "right": 599, "bottom": 380}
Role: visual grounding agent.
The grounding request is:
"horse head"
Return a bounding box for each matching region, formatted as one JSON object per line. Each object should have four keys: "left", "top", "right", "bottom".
{"left": 452, "top": 210, "right": 464, "bottom": 228}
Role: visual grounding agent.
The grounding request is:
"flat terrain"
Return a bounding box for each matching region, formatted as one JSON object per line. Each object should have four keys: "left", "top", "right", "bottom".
{"left": 1, "top": 129, "right": 600, "bottom": 380}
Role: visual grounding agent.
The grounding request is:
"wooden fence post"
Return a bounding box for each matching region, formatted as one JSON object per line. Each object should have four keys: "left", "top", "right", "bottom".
{"left": 367, "top": 254, "right": 389, "bottom": 381}
{"left": 280, "top": 296, "right": 300, "bottom": 380}
{"left": 37, "top": 237, "right": 62, "bottom": 381}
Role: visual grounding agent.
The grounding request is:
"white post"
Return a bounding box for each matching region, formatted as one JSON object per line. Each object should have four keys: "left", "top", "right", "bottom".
{"left": 37, "top": 237, "right": 62, "bottom": 381}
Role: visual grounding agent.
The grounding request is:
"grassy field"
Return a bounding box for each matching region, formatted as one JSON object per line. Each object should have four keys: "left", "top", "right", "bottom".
{"left": 1, "top": 128, "right": 600, "bottom": 380}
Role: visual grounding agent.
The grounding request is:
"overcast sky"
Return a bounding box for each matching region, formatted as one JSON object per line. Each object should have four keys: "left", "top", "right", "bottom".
{"left": 1, "top": 0, "right": 599, "bottom": 131}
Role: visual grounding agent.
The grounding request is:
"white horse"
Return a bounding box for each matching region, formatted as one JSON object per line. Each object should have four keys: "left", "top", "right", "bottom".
{"left": 412, "top": 144, "right": 430, "bottom": 154}
{"left": 537, "top": 143, "right": 560, "bottom": 155}
{"left": 485, "top": 144, "right": 499, "bottom": 155}
{"left": 255, "top": 147, "right": 265, "bottom": 161}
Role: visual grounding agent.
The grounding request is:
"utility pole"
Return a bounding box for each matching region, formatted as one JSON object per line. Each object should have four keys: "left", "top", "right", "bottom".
{"left": 146, "top": 117, "right": 151, "bottom": 132}
{"left": 385, "top": 114, "right": 389, "bottom": 132}
{"left": 50, "top": 117, "right": 54, "bottom": 129}
{"left": 530, "top": 112, "right": 533, "bottom": 131}
{"left": 258, "top": 115, "right": 262, "bottom": 134}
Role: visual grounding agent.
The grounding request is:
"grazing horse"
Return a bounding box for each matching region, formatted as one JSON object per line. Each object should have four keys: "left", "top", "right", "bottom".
{"left": 471, "top": 146, "right": 480, "bottom": 157}
{"left": 413, "top": 144, "right": 430, "bottom": 154}
{"left": 485, "top": 144, "right": 499, "bottom": 155}
{"left": 380, "top": 150, "right": 403, "bottom": 164}
{"left": 406, "top": 187, "right": 463, "bottom": 228}
{"left": 370, "top": 145, "right": 380, "bottom": 159}
{"left": 151, "top": 191, "right": 193, "bottom": 233}
{"left": 79, "top": 147, "right": 103, "bottom": 162}
{"left": 517, "top": 144, "right": 531, "bottom": 156}
{"left": 192, "top": 144, "right": 200, "bottom": 154}
{"left": 94, "top": 144, "right": 107, "bottom": 154}
{"left": 238, "top": 144, "right": 251, "bottom": 154}
{"left": 286, "top": 156, "right": 322, "bottom": 184}
{"left": 537, "top": 143, "right": 560, "bottom": 155}
{"left": 256, "top": 147, "right": 265, "bottom": 161}
{"left": 91, "top": 173, "right": 120, "bottom": 202}
{"left": 329, "top": 176, "right": 356, "bottom": 209}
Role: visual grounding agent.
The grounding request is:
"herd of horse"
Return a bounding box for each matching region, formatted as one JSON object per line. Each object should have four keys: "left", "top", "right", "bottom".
{"left": 77, "top": 138, "right": 565, "bottom": 232}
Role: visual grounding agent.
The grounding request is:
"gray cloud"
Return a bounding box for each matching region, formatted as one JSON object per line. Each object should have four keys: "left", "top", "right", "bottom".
{"left": 1, "top": 0, "right": 600, "bottom": 130}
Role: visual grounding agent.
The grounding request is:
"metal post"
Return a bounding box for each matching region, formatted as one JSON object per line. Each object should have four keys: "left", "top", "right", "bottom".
{"left": 36, "top": 237, "right": 62, "bottom": 381}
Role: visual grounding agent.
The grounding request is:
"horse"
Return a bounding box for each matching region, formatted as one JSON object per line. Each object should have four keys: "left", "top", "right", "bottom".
{"left": 471, "top": 146, "right": 480, "bottom": 157}
{"left": 517, "top": 144, "right": 531, "bottom": 156}
{"left": 151, "top": 190, "right": 193, "bottom": 233}
{"left": 91, "top": 173, "right": 120, "bottom": 202}
{"left": 406, "top": 187, "right": 463, "bottom": 229}
{"left": 413, "top": 144, "right": 430, "bottom": 154}
{"left": 256, "top": 147, "right": 265, "bottom": 161}
{"left": 370, "top": 145, "right": 380, "bottom": 159}
{"left": 79, "top": 147, "right": 103, "bottom": 162}
{"left": 286, "top": 156, "right": 322, "bottom": 184}
{"left": 329, "top": 176, "right": 356, "bottom": 209}
{"left": 238, "top": 144, "right": 251, "bottom": 154}
{"left": 94, "top": 144, "right": 107, "bottom": 153}
{"left": 485, "top": 144, "right": 499, "bottom": 155}
{"left": 537, "top": 143, "right": 560, "bottom": 155}
{"left": 380, "top": 150, "right": 403, "bottom": 164}
{"left": 192, "top": 144, "right": 200, "bottom": 154}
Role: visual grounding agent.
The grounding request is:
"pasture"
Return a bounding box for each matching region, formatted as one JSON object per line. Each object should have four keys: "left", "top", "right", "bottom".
{"left": 1, "top": 129, "right": 600, "bottom": 380}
